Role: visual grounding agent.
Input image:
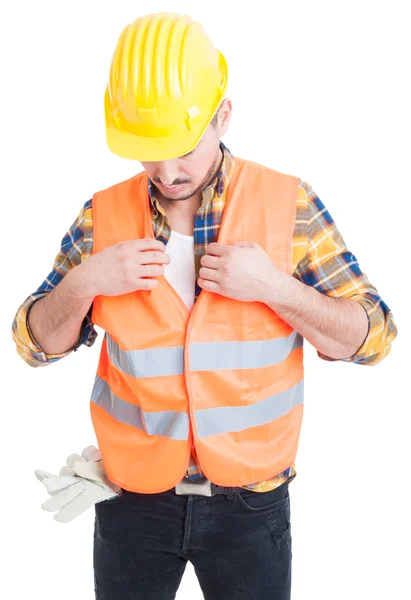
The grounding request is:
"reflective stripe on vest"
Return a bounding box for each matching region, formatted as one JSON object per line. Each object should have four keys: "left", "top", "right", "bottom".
{"left": 106, "top": 334, "right": 184, "bottom": 377}
{"left": 106, "top": 330, "right": 302, "bottom": 375}
{"left": 195, "top": 379, "right": 304, "bottom": 439}
{"left": 92, "top": 330, "right": 303, "bottom": 439}
{"left": 190, "top": 330, "right": 303, "bottom": 371}
{"left": 91, "top": 374, "right": 190, "bottom": 440}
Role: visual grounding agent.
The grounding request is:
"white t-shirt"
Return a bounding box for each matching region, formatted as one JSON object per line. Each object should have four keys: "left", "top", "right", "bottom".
{"left": 163, "top": 229, "right": 196, "bottom": 312}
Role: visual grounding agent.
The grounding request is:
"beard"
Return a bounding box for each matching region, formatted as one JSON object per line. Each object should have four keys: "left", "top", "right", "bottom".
{"left": 156, "top": 147, "right": 223, "bottom": 202}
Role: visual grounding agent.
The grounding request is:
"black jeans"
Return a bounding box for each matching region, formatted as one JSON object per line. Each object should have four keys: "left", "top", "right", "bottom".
{"left": 93, "top": 481, "right": 292, "bottom": 599}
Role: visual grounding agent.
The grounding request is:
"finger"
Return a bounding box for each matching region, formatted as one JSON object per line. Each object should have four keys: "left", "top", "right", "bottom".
{"left": 53, "top": 485, "right": 116, "bottom": 522}
{"left": 134, "top": 238, "right": 166, "bottom": 252}
{"left": 206, "top": 242, "right": 229, "bottom": 257}
{"left": 198, "top": 277, "right": 221, "bottom": 293}
{"left": 74, "top": 460, "right": 111, "bottom": 487}
{"left": 34, "top": 470, "right": 58, "bottom": 483}
{"left": 138, "top": 251, "right": 170, "bottom": 265}
{"left": 41, "top": 481, "right": 85, "bottom": 511}
{"left": 138, "top": 264, "right": 164, "bottom": 278}
{"left": 81, "top": 446, "right": 101, "bottom": 462}
{"left": 59, "top": 466, "right": 76, "bottom": 477}
{"left": 199, "top": 267, "right": 220, "bottom": 282}
{"left": 200, "top": 254, "right": 219, "bottom": 269}
{"left": 66, "top": 453, "right": 86, "bottom": 468}
{"left": 138, "top": 278, "right": 158, "bottom": 290}
{"left": 41, "top": 475, "right": 79, "bottom": 494}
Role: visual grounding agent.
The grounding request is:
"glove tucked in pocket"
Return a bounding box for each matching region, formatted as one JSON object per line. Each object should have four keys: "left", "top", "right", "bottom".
{"left": 35, "top": 445, "right": 122, "bottom": 522}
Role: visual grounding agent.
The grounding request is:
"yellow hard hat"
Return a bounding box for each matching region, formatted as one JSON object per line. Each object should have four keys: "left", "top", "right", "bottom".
{"left": 104, "top": 12, "right": 228, "bottom": 162}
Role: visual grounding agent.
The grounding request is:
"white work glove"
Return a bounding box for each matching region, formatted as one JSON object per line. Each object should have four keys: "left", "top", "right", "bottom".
{"left": 34, "top": 445, "right": 123, "bottom": 522}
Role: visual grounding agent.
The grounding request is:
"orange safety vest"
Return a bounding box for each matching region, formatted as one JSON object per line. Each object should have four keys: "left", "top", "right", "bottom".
{"left": 90, "top": 156, "right": 304, "bottom": 493}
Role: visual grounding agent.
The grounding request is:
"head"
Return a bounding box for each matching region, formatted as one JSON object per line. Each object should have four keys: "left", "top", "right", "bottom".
{"left": 141, "top": 98, "right": 232, "bottom": 202}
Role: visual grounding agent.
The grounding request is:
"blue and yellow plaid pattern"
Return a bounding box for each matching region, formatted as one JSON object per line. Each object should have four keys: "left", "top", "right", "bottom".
{"left": 11, "top": 142, "right": 397, "bottom": 492}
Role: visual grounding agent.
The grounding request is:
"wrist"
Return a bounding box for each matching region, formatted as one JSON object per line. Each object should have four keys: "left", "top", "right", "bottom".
{"left": 66, "top": 262, "right": 97, "bottom": 302}
{"left": 261, "top": 269, "right": 299, "bottom": 309}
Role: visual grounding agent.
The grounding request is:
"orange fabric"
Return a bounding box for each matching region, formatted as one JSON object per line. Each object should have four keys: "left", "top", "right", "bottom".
{"left": 195, "top": 404, "right": 304, "bottom": 487}
{"left": 91, "top": 156, "right": 303, "bottom": 492}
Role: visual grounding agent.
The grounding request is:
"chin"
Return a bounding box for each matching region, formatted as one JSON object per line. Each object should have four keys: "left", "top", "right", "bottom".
{"left": 167, "top": 190, "right": 196, "bottom": 202}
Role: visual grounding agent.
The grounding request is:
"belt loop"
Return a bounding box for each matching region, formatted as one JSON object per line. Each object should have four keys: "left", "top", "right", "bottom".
{"left": 225, "top": 486, "right": 234, "bottom": 499}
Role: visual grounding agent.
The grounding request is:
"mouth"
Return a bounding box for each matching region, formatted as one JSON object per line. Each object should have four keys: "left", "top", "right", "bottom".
{"left": 159, "top": 183, "right": 188, "bottom": 193}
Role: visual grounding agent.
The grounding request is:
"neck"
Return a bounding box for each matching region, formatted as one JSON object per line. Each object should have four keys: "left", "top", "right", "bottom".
{"left": 158, "top": 192, "right": 201, "bottom": 218}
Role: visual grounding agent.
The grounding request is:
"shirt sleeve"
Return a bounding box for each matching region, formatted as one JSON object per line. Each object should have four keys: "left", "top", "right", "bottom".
{"left": 293, "top": 181, "right": 398, "bottom": 366}
{"left": 11, "top": 199, "right": 98, "bottom": 367}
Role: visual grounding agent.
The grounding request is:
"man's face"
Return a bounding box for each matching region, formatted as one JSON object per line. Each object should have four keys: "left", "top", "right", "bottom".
{"left": 141, "top": 100, "right": 231, "bottom": 202}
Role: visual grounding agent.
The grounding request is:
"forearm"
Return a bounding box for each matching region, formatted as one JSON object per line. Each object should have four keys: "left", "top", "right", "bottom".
{"left": 264, "top": 273, "right": 370, "bottom": 360}
{"left": 27, "top": 264, "right": 95, "bottom": 355}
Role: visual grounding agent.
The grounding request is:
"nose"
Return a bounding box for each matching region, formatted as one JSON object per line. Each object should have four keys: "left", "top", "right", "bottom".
{"left": 155, "top": 160, "right": 181, "bottom": 186}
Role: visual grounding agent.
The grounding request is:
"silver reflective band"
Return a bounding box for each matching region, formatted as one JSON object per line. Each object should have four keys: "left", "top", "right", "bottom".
{"left": 106, "top": 331, "right": 303, "bottom": 377}
{"left": 91, "top": 375, "right": 190, "bottom": 440}
{"left": 106, "top": 333, "right": 184, "bottom": 378}
{"left": 190, "top": 331, "right": 303, "bottom": 372}
{"left": 194, "top": 379, "right": 304, "bottom": 439}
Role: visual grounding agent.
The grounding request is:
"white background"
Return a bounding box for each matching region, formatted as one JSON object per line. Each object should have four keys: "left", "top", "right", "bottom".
{"left": 1, "top": 1, "right": 409, "bottom": 598}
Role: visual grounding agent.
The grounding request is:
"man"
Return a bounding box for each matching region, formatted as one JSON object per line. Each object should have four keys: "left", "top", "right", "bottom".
{"left": 12, "top": 11, "right": 397, "bottom": 600}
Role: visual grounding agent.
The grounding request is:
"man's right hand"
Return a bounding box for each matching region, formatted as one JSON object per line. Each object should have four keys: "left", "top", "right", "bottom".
{"left": 79, "top": 238, "right": 170, "bottom": 298}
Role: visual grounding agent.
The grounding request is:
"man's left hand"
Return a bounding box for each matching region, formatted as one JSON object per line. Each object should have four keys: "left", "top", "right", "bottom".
{"left": 198, "top": 241, "right": 288, "bottom": 304}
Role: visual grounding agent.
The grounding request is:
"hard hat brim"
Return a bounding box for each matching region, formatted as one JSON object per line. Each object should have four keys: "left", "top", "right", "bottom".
{"left": 105, "top": 108, "right": 212, "bottom": 162}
